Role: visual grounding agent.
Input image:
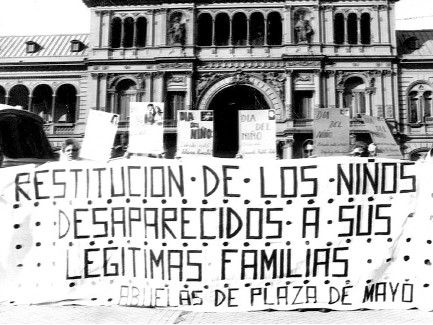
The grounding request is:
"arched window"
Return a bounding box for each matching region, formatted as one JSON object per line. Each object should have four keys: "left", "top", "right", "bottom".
{"left": 232, "top": 12, "right": 247, "bottom": 46}
{"left": 408, "top": 84, "right": 433, "bottom": 123}
{"left": 197, "top": 13, "right": 213, "bottom": 46}
{"left": 343, "top": 77, "right": 366, "bottom": 118}
{"left": 55, "top": 84, "right": 77, "bottom": 123}
{"left": 361, "top": 13, "right": 371, "bottom": 45}
{"left": 110, "top": 17, "right": 122, "bottom": 48}
{"left": 334, "top": 13, "right": 345, "bottom": 44}
{"left": 136, "top": 16, "right": 147, "bottom": 47}
{"left": 115, "top": 79, "right": 137, "bottom": 121}
{"left": 8, "top": 85, "right": 29, "bottom": 110}
{"left": 32, "top": 84, "right": 53, "bottom": 123}
{"left": 347, "top": 13, "right": 358, "bottom": 45}
{"left": 215, "top": 13, "right": 230, "bottom": 46}
{"left": 0, "top": 86, "right": 5, "bottom": 104}
{"left": 267, "top": 12, "right": 282, "bottom": 45}
{"left": 123, "top": 17, "right": 135, "bottom": 48}
{"left": 250, "top": 12, "right": 265, "bottom": 46}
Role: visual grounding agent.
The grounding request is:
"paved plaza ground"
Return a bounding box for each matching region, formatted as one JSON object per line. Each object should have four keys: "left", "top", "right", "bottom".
{"left": 0, "top": 306, "right": 432, "bottom": 324}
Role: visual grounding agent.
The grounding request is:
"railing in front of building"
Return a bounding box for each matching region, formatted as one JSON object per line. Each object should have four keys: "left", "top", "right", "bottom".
{"left": 43, "top": 123, "right": 75, "bottom": 135}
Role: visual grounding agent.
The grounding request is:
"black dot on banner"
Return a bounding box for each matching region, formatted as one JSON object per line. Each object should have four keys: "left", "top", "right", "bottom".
{"left": 69, "top": 242, "right": 73, "bottom": 247}
{"left": 244, "top": 200, "right": 250, "bottom": 205}
{"left": 305, "top": 241, "right": 310, "bottom": 245}
{"left": 224, "top": 284, "right": 229, "bottom": 288}
{"left": 202, "top": 242, "right": 208, "bottom": 247}
{"left": 286, "top": 221, "right": 292, "bottom": 225}
{"left": 13, "top": 224, "right": 20, "bottom": 229}
{"left": 404, "top": 255, "right": 410, "bottom": 261}
{"left": 408, "top": 213, "right": 414, "bottom": 218}
{"left": 183, "top": 243, "right": 188, "bottom": 247}
{"left": 406, "top": 238, "right": 411, "bottom": 243}
{"left": 202, "top": 200, "right": 208, "bottom": 205}
{"left": 387, "top": 238, "right": 393, "bottom": 242}
{"left": 52, "top": 242, "right": 56, "bottom": 246}
{"left": 53, "top": 201, "right": 57, "bottom": 206}
{"left": 91, "top": 298, "right": 97, "bottom": 301}
{"left": 386, "top": 258, "right": 392, "bottom": 263}
{"left": 107, "top": 199, "right": 112, "bottom": 204}
{"left": 428, "top": 240, "right": 432, "bottom": 244}
{"left": 328, "top": 199, "right": 334, "bottom": 204}
{"left": 286, "top": 281, "right": 291, "bottom": 285}
{"left": 223, "top": 199, "right": 229, "bottom": 204}
{"left": 125, "top": 199, "right": 130, "bottom": 204}
{"left": 223, "top": 242, "right": 229, "bottom": 246}
{"left": 204, "top": 285, "right": 209, "bottom": 289}
{"left": 244, "top": 178, "right": 250, "bottom": 183}
{"left": 348, "top": 197, "right": 354, "bottom": 203}
{"left": 184, "top": 285, "right": 188, "bottom": 289}
{"left": 425, "top": 259, "right": 432, "bottom": 266}
{"left": 88, "top": 200, "right": 93, "bottom": 205}
{"left": 367, "top": 259, "right": 372, "bottom": 263}
{"left": 35, "top": 222, "right": 41, "bottom": 227}
{"left": 424, "top": 284, "right": 430, "bottom": 288}
{"left": 127, "top": 240, "right": 130, "bottom": 244}
{"left": 346, "top": 280, "right": 351, "bottom": 285}
{"left": 36, "top": 242, "right": 41, "bottom": 247}
{"left": 143, "top": 241, "right": 148, "bottom": 246}
{"left": 182, "top": 199, "right": 188, "bottom": 204}
{"left": 346, "top": 239, "right": 351, "bottom": 244}
{"left": 34, "top": 202, "right": 39, "bottom": 207}
{"left": 329, "top": 178, "right": 335, "bottom": 183}
{"left": 245, "top": 283, "right": 251, "bottom": 287}
{"left": 15, "top": 245, "right": 22, "bottom": 250}
{"left": 190, "top": 177, "right": 196, "bottom": 182}
{"left": 327, "top": 220, "right": 332, "bottom": 225}
{"left": 303, "top": 280, "right": 309, "bottom": 284}
{"left": 108, "top": 240, "right": 113, "bottom": 245}
{"left": 53, "top": 222, "right": 57, "bottom": 226}
{"left": 265, "top": 282, "right": 271, "bottom": 286}
{"left": 37, "top": 263, "right": 41, "bottom": 267}
{"left": 308, "top": 199, "right": 314, "bottom": 205}
{"left": 161, "top": 199, "right": 167, "bottom": 204}
{"left": 367, "top": 238, "right": 372, "bottom": 243}
{"left": 90, "top": 241, "right": 95, "bottom": 246}
{"left": 17, "top": 264, "right": 23, "bottom": 268}
{"left": 368, "top": 197, "right": 374, "bottom": 202}
{"left": 162, "top": 243, "right": 167, "bottom": 247}
{"left": 286, "top": 200, "right": 292, "bottom": 205}
{"left": 405, "top": 279, "right": 410, "bottom": 282}
{"left": 265, "top": 242, "right": 270, "bottom": 247}
{"left": 326, "top": 242, "right": 332, "bottom": 247}
{"left": 13, "top": 204, "right": 20, "bottom": 209}
{"left": 142, "top": 199, "right": 147, "bottom": 204}
{"left": 265, "top": 200, "right": 271, "bottom": 205}
{"left": 107, "top": 298, "right": 113, "bottom": 302}
{"left": 324, "top": 280, "right": 330, "bottom": 285}
{"left": 285, "top": 241, "right": 291, "bottom": 246}
{"left": 244, "top": 242, "right": 250, "bottom": 247}
{"left": 366, "top": 280, "right": 372, "bottom": 284}
{"left": 9, "top": 301, "right": 15, "bottom": 304}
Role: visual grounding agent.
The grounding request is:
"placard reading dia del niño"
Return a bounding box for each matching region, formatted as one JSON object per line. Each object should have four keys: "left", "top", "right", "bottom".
{"left": 177, "top": 110, "right": 213, "bottom": 157}
{"left": 1, "top": 157, "right": 433, "bottom": 311}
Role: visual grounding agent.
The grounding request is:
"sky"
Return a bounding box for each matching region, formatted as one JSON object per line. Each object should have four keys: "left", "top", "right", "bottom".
{"left": 0, "top": 0, "right": 432, "bottom": 36}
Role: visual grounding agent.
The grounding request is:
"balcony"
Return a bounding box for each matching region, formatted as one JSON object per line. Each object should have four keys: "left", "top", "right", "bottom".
{"left": 43, "top": 123, "right": 75, "bottom": 135}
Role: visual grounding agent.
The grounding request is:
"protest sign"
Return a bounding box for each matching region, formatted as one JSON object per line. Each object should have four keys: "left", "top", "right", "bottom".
{"left": 362, "top": 115, "right": 403, "bottom": 159}
{"left": 128, "top": 102, "right": 164, "bottom": 155}
{"left": 79, "top": 110, "right": 119, "bottom": 162}
{"left": 238, "top": 110, "right": 276, "bottom": 159}
{"left": 313, "top": 108, "right": 350, "bottom": 156}
{"left": 1, "top": 157, "right": 433, "bottom": 311}
{"left": 177, "top": 110, "right": 213, "bottom": 157}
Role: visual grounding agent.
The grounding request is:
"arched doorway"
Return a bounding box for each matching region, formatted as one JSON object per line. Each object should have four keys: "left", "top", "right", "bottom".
{"left": 209, "top": 85, "right": 269, "bottom": 158}
{"left": 8, "top": 85, "right": 29, "bottom": 110}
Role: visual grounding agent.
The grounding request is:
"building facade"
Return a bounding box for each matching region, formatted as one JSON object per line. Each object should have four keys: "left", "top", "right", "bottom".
{"left": 0, "top": 0, "right": 431, "bottom": 159}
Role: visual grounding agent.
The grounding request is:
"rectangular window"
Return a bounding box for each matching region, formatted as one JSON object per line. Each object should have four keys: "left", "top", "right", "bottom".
{"left": 166, "top": 92, "right": 185, "bottom": 125}
{"left": 293, "top": 91, "right": 313, "bottom": 119}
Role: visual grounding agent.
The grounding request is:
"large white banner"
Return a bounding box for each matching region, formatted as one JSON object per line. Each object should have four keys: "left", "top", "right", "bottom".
{"left": 313, "top": 108, "right": 350, "bottom": 156}
{"left": 128, "top": 102, "right": 164, "bottom": 155}
{"left": 238, "top": 110, "right": 276, "bottom": 159}
{"left": 3, "top": 157, "right": 433, "bottom": 311}
{"left": 177, "top": 110, "right": 213, "bottom": 157}
{"left": 79, "top": 110, "right": 119, "bottom": 162}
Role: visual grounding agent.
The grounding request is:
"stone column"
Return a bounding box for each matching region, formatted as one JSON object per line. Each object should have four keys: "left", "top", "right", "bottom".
{"left": 284, "top": 69, "right": 293, "bottom": 119}
{"left": 186, "top": 73, "right": 193, "bottom": 110}
{"left": 314, "top": 71, "right": 321, "bottom": 110}
{"left": 100, "top": 11, "right": 110, "bottom": 48}
{"left": 284, "top": 5, "right": 292, "bottom": 44}
{"left": 327, "top": 71, "right": 336, "bottom": 108}
{"left": 379, "top": 5, "right": 390, "bottom": 44}
{"left": 375, "top": 71, "right": 384, "bottom": 118}
{"left": 282, "top": 136, "right": 294, "bottom": 159}
{"left": 372, "top": 6, "right": 380, "bottom": 44}
{"left": 323, "top": 6, "right": 334, "bottom": 44}
{"left": 144, "top": 73, "right": 152, "bottom": 102}
{"left": 154, "top": 71, "right": 165, "bottom": 102}
{"left": 99, "top": 74, "right": 108, "bottom": 111}
{"left": 383, "top": 70, "right": 393, "bottom": 118}
{"left": 51, "top": 94, "right": 56, "bottom": 123}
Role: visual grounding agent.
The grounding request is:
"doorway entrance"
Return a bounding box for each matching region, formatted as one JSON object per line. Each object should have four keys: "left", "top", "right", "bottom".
{"left": 208, "top": 85, "right": 269, "bottom": 158}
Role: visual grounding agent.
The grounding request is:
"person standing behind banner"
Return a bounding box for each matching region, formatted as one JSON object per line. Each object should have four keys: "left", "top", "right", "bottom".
{"left": 154, "top": 106, "right": 163, "bottom": 125}
{"left": 61, "top": 138, "right": 80, "bottom": 161}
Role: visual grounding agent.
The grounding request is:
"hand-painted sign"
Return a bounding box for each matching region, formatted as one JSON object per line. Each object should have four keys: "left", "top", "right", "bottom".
{"left": 79, "top": 110, "right": 119, "bottom": 162}
{"left": 238, "top": 110, "right": 276, "bottom": 159}
{"left": 2, "top": 157, "right": 433, "bottom": 311}
{"left": 177, "top": 110, "right": 213, "bottom": 157}
{"left": 313, "top": 108, "right": 350, "bottom": 156}
{"left": 128, "top": 102, "right": 165, "bottom": 155}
